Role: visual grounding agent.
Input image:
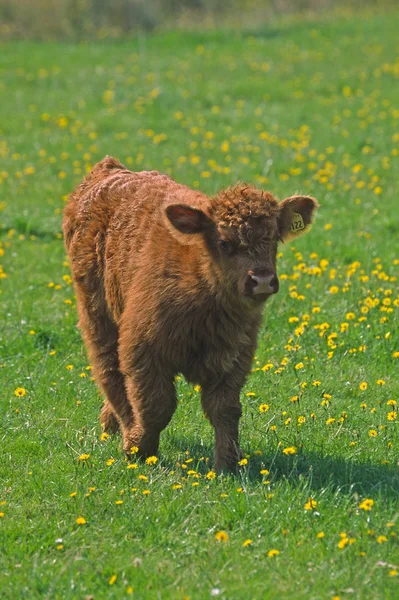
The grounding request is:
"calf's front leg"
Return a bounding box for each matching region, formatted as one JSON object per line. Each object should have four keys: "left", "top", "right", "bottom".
{"left": 201, "top": 383, "right": 243, "bottom": 472}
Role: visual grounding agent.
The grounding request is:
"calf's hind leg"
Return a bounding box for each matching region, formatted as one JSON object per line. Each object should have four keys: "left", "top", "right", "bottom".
{"left": 74, "top": 283, "right": 134, "bottom": 435}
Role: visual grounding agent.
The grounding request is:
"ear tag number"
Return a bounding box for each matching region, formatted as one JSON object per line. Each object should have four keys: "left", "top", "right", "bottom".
{"left": 290, "top": 212, "right": 305, "bottom": 232}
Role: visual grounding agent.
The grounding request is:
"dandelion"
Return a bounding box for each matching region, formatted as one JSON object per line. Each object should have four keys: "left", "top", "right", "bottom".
{"left": 304, "top": 498, "right": 317, "bottom": 510}
{"left": 368, "top": 429, "right": 378, "bottom": 437}
{"left": 259, "top": 403, "right": 269, "bottom": 412}
{"left": 145, "top": 456, "right": 158, "bottom": 465}
{"left": 238, "top": 458, "right": 248, "bottom": 466}
{"left": 359, "top": 382, "right": 368, "bottom": 391}
{"left": 387, "top": 411, "right": 397, "bottom": 421}
{"left": 359, "top": 498, "right": 374, "bottom": 511}
{"left": 100, "top": 432, "right": 109, "bottom": 441}
{"left": 295, "top": 362, "right": 304, "bottom": 370}
{"left": 242, "top": 539, "right": 252, "bottom": 547}
{"left": 282, "top": 446, "right": 297, "bottom": 455}
{"left": 262, "top": 363, "right": 273, "bottom": 371}
{"left": 130, "top": 446, "right": 139, "bottom": 454}
{"left": 377, "top": 535, "right": 388, "bottom": 544}
{"left": 267, "top": 549, "right": 280, "bottom": 557}
{"left": 206, "top": 471, "right": 216, "bottom": 480}
{"left": 106, "top": 458, "right": 115, "bottom": 466}
{"left": 127, "top": 463, "right": 138, "bottom": 469}
{"left": 215, "top": 530, "right": 229, "bottom": 542}
{"left": 76, "top": 516, "right": 86, "bottom": 525}
{"left": 77, "top": 453, "right": 89, "bottom": 462}
{"left": 317, "top": 532, "right": 325, "bottom": 539}
{"left": 14, "top": 387, "right": 26, "bottom": 397}
{"left": 260, "top": 469, "right": 270, "bottom": 476}
{"left": 109, "top": 574, "right": 117, "bottom": 585}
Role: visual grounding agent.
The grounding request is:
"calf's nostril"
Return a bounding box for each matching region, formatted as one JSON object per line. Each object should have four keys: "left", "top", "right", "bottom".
{"left": 269, "top": 275, "right": 279, "bottom": 292}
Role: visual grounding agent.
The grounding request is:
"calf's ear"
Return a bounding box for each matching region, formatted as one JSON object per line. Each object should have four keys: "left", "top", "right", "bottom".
{"left": 164, "top": 203, "right": 214, "bottom": 245}
{"left": 278, "top": 195, "right": 319, "bottom": 241}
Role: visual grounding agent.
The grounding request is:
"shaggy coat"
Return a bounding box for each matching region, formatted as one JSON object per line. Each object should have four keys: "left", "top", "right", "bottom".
{"left": 63, "top": 156, "right": 318, "bottom": 470}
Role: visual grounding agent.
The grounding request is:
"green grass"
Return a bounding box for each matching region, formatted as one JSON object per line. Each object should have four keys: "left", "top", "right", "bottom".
{"left": 1, "top": 10, "right": 399, "bottom": 599}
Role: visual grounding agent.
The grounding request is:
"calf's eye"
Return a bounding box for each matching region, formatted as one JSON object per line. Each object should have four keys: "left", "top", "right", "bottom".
{"left": 219, "top": 239, "right": 233, "bottom": 253}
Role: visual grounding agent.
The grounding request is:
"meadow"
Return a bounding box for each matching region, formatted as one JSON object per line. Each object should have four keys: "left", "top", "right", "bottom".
{"left": 1, "top": 9, "right": 399, "bottom": 599}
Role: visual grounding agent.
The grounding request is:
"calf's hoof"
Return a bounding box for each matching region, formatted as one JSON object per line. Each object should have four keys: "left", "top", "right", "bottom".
{"left": 214, "top": 447, "right": 244, "bottom": 473}
{"left": 123, "top": 429, "right": 160, "bottom": 460}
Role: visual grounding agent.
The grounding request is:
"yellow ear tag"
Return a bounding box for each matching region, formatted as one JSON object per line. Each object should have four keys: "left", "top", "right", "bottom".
{"left": 290, "top": 212, "right": 305, "bottom": 232}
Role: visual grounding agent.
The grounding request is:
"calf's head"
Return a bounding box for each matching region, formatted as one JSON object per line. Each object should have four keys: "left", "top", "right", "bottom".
{"left": 164, "top": 185, "right": 318, "bottom": 304}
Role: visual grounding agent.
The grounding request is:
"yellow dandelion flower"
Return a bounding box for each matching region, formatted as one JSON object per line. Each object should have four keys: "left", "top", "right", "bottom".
{"left": 215, "top": 530, "right": 229, "bottom": 542}
{"left": 359, "top": 498, "right": 374, "bottom": 511}
{"left": 259, "top": 403, "right": 269, "bottom": 412}
{"left": 77, "top": 453, "right": 89, "bottom": 462}
{"left": 304, "top": 498, "right": 317, "bottom": 510}
{"left": 282, "top": 446, "right": 297, "bottom": 455}
{"left": 206, "top": 471, "right": 216, "bottom": 480}
{"left": 387, "top": 411, "right": 397, "bottom": 421}
{"left": 130, "top": 446, "right": 139, "bottom": 454}
{"left": 359, "top": 382, "right": 368, "bottom": 391}
{"left": 377, "top": 535, "right": 388, "bottom": 544}
{"left": 238, "top": 458, "right": 248, "bottom": 466}
{"left": 267, "top": 549, "right": 280, "bottom": 557}
{"left": 76, "top": 516, "right": 86, "bottom": 525}
{"left": 316, "top": 532, "right": 325, "bottom": 539}
{"left": 368, "top": 429, "right": 378, "bottom": 437}
{"left": 109, "top": 574, "right": 117, "bottom": 585}
{"left": 127, "top": 463, "right": 138, "bottom": 469}
{"left": 262, "top": 363, "right": 273, "bottom": 371}
{"left": 14, "top": 387, "right": 27, "bottom": 397}
{"left": 242, "top": 539, "right": 252, "bottom": 547}
{"left": 145, "top": 456, "right": 158, "bottom": 465}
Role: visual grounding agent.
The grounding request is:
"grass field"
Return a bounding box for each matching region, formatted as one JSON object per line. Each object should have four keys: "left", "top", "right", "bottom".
{"left": 1, "top": 9, "right": 399, "bottom": 599}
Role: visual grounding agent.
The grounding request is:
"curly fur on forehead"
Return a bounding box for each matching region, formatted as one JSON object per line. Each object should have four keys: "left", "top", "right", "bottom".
{"left": 211, "top": 184, "right": 279, "bottom": 228}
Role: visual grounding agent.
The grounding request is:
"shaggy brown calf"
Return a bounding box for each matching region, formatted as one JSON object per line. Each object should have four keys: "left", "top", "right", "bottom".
{"left": 63, "top": 156, "right": 318, "bottom": 470}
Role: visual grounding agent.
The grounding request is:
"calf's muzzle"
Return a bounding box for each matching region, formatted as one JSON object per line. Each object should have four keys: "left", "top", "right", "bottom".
{"left": 247, "top": 271, "right": 279, "bottom": 296}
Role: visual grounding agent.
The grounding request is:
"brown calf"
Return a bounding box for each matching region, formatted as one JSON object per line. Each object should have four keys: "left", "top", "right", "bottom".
{"left": 63, "top": 156, "right": 318, "bottom": 470}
